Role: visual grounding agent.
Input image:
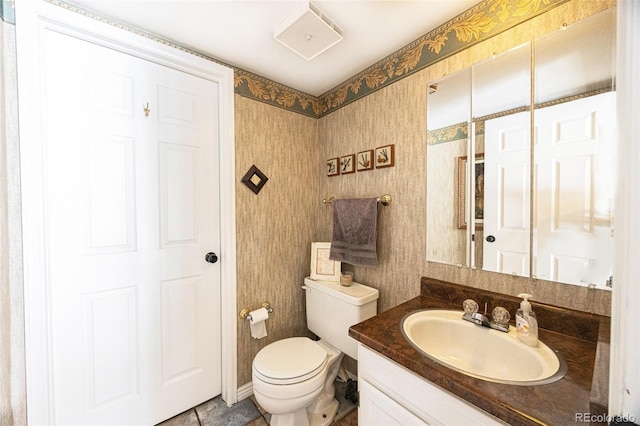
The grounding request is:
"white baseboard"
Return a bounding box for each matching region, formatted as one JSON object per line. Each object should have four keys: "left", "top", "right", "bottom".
{"left": 237, "top": 381, "right": 254, "bottom": 402}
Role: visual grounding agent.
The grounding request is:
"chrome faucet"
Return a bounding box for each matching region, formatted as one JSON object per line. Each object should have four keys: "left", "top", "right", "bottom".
{"left": 462, "top": 299, "right": 510, "bottom": 333}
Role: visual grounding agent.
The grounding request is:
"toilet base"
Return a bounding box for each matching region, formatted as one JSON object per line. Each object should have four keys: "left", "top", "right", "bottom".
{"left": 269, "top": 408, "right": 310, "bottom": 426}
{"left": 308, "top": 398, "right": 339, "bottom": 426}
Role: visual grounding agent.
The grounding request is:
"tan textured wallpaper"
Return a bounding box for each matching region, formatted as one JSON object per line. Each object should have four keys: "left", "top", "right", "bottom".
{"left": 317, "top": 78, "right": 428, "bottom": 313}
{"left": 426, "top": 139, "right": 467, "bottom": 266}
{"left": 234, "top": 0, "right": 614, "bottom": 387}
{"left": 234, "top": 95, "right": 318, "bottom": 385}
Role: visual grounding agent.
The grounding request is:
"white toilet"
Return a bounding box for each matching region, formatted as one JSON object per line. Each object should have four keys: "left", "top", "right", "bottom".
{"left": 252, "top": 277, "right": 379, "bottom": 426}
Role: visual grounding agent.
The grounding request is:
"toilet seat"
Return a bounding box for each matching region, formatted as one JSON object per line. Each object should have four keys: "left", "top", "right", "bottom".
{"left": 253, "top": 337, "right": 327, "bottom": 385}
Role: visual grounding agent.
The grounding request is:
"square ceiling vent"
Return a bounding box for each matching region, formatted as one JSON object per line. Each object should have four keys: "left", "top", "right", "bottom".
{"left": 273, "top": 1, "right": 343, "bottom": 61}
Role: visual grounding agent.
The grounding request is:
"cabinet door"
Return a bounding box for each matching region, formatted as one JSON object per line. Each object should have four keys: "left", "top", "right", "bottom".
{"left": 358, "top": 344, "right": 504, "bottom": 425}
{"left": 359, "top": 379, "right": 427, "bottom": 426}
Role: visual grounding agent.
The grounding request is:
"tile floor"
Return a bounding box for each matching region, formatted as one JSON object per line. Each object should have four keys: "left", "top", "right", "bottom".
{"left": 157, "top": 379, "right": 358, "bottom": 426}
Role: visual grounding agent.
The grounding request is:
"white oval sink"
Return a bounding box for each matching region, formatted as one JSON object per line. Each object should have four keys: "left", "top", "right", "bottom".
{"left": 401, "top": 309, "right": 567, "bottom": 385}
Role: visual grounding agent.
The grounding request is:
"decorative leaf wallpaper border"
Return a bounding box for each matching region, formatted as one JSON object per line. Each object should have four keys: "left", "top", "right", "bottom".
{"left": 34, "top": 0, "right": 570, "bottom": 118}
{"left": 234, "top": 69, "right": 324, "bottom": 117}
{"left": 235, "top": 0, "right": 570, "bottom": 118}
{"left": 427, "top": 122, "right": 469, "bottom": 146}
{"left": 427, "top": 86, "right": 613, "bottom": 145}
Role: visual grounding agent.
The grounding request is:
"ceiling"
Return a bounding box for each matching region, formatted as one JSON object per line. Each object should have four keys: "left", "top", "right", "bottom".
{"left": 69, "top": 0, "right": 479, "bottom": 96}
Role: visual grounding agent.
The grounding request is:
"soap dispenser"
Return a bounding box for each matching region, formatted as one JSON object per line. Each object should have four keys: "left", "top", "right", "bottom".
{"left": 515, "top": 293, "right": 538, "bottom": 347}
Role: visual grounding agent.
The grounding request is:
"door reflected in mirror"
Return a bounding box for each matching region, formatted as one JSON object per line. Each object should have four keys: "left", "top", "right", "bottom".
{"left": 426, "top": 8, "right": 615, "bottom": 290}
{"left": 474, "top": 42, "right": 531, "bottom": 276}
{"left": 532, "top": 9, "right": 616, "bottom": 288}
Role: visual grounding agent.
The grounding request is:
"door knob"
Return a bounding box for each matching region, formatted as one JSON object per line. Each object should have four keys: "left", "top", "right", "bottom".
{"left": 486, "top": 235, "right": 496, "bottom": 243}
{"left": 205, "top": 252, "right": 219, "bottom": 263}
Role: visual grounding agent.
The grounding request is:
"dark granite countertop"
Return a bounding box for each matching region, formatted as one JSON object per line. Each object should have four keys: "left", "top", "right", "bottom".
{"left": 348, "top": 278, "right": 610, "bottom": 426}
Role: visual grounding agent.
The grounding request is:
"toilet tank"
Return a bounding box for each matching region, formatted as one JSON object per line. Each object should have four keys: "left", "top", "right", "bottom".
{"left": 303, "top": 277, "right": 379, "bottom": 360}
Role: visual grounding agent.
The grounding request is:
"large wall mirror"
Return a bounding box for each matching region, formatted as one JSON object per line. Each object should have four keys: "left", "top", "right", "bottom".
{"left": 426, "top": 8, "right": 615, "bottom": 290}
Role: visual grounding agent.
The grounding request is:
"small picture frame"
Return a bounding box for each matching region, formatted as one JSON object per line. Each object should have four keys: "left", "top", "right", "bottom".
{"left": 327, "top": 158, "right": 340, "bottom": 176}
{"left": 340, "top": 154, "right": 355, "bottom": 174}
{"left": 241, "top": 165, "right": 268, "bottom": 194}
{"left": 457, "top": 154, "right": 484, "bottom": 229}
{"left": 357, "top": 150, "right": 374, "bottom": 171}
{"left": 375, "top": 144, "right": 395, "bottom": 168}
{"left": 310, "top": 242, "right": 341, "bottom": 282}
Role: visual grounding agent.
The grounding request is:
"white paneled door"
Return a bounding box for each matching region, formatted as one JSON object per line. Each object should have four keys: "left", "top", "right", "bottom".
{"left": 533, "top": 92, "right": 615, "bottom": 286}
{"left": 482, "top": 92, "right": 615, "bottom": 286}
{"left": 483, "top": 111, "right": 531, "bottom": 276}
{"left": 41, "top": 29, "right": 221, "bottom": 425}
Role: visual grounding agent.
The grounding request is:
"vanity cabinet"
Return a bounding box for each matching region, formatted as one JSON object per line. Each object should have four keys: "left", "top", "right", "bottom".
{"left": 358, "top": 344, "right": 504, "bottom": 425}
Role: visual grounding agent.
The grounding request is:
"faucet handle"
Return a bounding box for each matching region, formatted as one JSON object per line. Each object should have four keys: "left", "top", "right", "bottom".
{"left": 463, "top": 299, "right": 479, "bottom": 315}
{"left": 491, "top": 306, "right": 510, "bottom": 325}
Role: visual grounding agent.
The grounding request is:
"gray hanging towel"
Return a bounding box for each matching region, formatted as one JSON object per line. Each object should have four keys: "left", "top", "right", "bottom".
{"left": 329, "top": 198, "right": 378, "bottom": 266}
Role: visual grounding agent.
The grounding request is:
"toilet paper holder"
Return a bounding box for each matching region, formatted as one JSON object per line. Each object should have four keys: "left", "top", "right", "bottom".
{"left": 240, "top": 301, "right": 274, "bottom": 321}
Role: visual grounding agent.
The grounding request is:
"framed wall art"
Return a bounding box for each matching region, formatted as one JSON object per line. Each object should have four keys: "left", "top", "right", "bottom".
{"left": 457, "top": 154, "right": 484, "bottom": 229}
{"left": 357, "top": 149, "right": 374, "bottom": 171}
{"left": 327, "top": 158, "right": 340, "bottom": 176}
{"left": 310, "top": 242, "right": 341, "bottom": 281}
{"left": 340, "top": 154, "right": 355, "bottom": 174}
{"left": 375, "top": 144, "right": 395, "bottom": 168}
{"left": 241, "top": 165, "right": 269, "bottom": 194}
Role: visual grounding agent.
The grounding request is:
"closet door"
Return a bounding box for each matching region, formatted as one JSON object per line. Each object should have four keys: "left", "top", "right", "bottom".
{"left": 40, "top": 28, "right": 221, "bottom": 425}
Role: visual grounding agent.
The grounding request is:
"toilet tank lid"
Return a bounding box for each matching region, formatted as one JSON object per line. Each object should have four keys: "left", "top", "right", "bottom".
{"left": 303, "top": 277, "right": 379, "bottom": 306}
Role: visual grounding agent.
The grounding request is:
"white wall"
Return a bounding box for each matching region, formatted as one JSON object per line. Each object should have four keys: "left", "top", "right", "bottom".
{"left": 610, "top": 0, "right": 640, "bottom": 421}
{"left": 0, "top": 15, "right": 27, "bottom": 426}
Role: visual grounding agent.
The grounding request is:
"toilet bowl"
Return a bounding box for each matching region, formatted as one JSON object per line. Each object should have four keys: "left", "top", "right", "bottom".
{"left": 252, "top": 337, "right": 343, "bottom": 426}
{"left": 251, "top": 278, "right": 379, "bottom": 426}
